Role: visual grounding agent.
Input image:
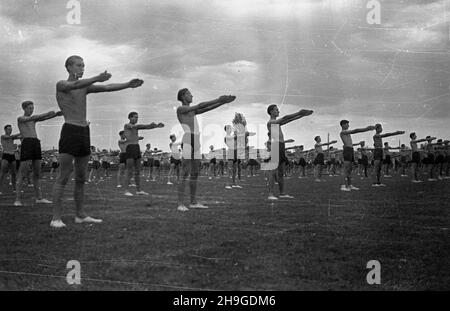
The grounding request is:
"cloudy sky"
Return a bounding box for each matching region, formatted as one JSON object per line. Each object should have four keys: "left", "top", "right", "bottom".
{"left": 0, "top": 0, "right": 449, "bottom": 152}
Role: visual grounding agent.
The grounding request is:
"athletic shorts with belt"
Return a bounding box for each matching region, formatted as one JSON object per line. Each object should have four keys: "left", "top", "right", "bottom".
{"left": 59, "top": 123, "right": 91, "bottom": 157}
{"left": 383, "top": 155, "right": 391, "bottom": 165}
{"left": 125, "top": 144, "right": 141, "bottom": 160}
{"left": 20, "top": 138, "right": 42, "bottom": 161}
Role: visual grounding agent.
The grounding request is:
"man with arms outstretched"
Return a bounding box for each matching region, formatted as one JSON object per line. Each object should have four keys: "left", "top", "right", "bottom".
{"left": 339, "top": 120, "right": 375, "bottom": 191}
{"left": 266, "top": 105, "right": 313, "bottom": 200}
{"left": 176, "top": 88, "right": 236, "bottom": 211}
{"left": 51, "top": 55, "right": 143, "bottom": 228}
{"left": 14, "top": 101, "right": 63, "bottom": 206}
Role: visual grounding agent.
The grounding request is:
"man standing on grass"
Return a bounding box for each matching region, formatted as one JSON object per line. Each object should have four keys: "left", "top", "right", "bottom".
{"left": 14, "top": 101, "right": 63, "bottom": 206}
{"left": 266, "top": 105, "right": 313, "bottom": 200}
{"left": 0, "top": 125, "right": 22, "bottom": 195}
{"left": 123, "top": 112, "right": 164, "bottom": 197}
{"left": 339, "top": 120, "right": 375, "bottom": 192}
{"left": 176, "top": 88, "right": 236, "bottom": 212}
{"left": 51, "top": 55, "right": 144, "bottom": 228}
{"left": 371, "top": 124, "right": 404, "bottom": 187}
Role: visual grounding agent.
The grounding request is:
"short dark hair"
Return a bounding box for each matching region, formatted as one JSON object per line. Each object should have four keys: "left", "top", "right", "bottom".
{"left": 340, "top": 120, "right": 349, "bottom": 127}
{"left": 65, "top": 55, "right": 83, "bottom": 71}
{"left": 177, "top": 88, "right": 189, "bottom": 102}
{"left": 267, "top": 104, "right": 277, "bottom": 115}
{"left": 128, "top": 112, "right": 138, "bottom": 119}
{"left": 169, "top": 134, "right": 175, "bottom": 139}
{"left": 314, "top": 136, "right": 320, "bottom": 142}
{"left": 119, "top": 130, "right": 124, "bottom": 136}
{"left": 21, "top": 101, "right": 33, "bottom": 109}
{"left": 410, "top": 132, "right": 416, "bottom": 139}
{"left": 4, "top": 124, "right": 11, "bottom": 130}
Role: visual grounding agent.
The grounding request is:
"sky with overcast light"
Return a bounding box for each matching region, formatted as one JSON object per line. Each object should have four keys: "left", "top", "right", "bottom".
{"left": 0, "top": 0, "right": 449, "bottom": 152}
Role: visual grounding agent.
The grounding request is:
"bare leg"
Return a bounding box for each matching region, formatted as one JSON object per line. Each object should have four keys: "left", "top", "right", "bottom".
{"left": 190, "top": 160, "right": 199, "bottom": 204}
{"left": 32, "top": 160, "right": 43, "bottom": 200}
{"left": 177, "top": 160, "right": 190, "bottom": 206}
{"left": 52, "top": 154, "right": 74, "bottom": 221}
{"left": 73, "top": 155, "right": 90, "bottom": 218}
{"left": 134, "top": 160, "right": 141, "bottom": 191}
{"left": 15, "top": 160, "right": 32, "bottom": 203}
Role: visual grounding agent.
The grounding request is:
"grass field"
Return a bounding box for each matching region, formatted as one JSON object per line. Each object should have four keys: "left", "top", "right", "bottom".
{"left": 0, "top": 171, "right": 449, "bottom": 290}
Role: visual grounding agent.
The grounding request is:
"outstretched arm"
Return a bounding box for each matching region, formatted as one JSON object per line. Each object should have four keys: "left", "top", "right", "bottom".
{"left": 318, "top": 140, "right": 338, "bottom": 147}
{"left": 273, "top": 109, "right": 314, "bottom": 125}
{"left": 57, "top": 71, "right": 112, "bottom": 92}
{"left": 2, "top": 133, "right": 22, "bottom": 140}
{"left": 18, "top": 110, "right": 62, "bottom": 123}
{"left": 136, "top": 122, "right": 164, "bottom": 130}
{"left": 380, "top": 131, "right": 405, "bottom": 138}
{"left": 87, "top": 78, "right": 144, "bottom": 94}
{"left": 342, "top": 125, "right": 376, "bottom": 135}
{"left": 180, "top": 95, "right": 236, "bottom": 115}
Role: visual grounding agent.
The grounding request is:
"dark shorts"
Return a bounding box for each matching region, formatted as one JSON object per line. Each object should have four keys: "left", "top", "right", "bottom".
{"left": 102, "top": 161, "right": 110, "bottom": 169}
{"left": 170, "top": 156, "right": 181, "bottom": 166}
{"left": 16, "top": 160, "right": 20, "bottom": 170}
{"left": 181, "top": 133, "right": 201, "bottom": 160}
{"left": 383, "top": 155, "right": 391, "bottom": 165}
{"left": 59, "top": 123, "right": 91, "bottom": 157}
{"left": 210, "top": 158, "right": 217, "bottom": 165}
{"left": 343, "top": 147, "right": 354, "bottom": 162}
{"left": 92, "top": 160, "right": 100, "bottom": 170}
{"left": 2, "top": 153, "right": 16, "bottom": 163}
{"left": 314, "top": 153, "right": 324, "bottom": 165}
{"left": 361, "top": 155, "right": 369, "bottom": 166}
{"left": 446, "top": 155, "right": 450, "bottom": 164}
{"left": 373, "top": 148, "right": 383, "bottom": 161}
{"left": 412, "top": 152, "right": 420, "bottom": 164}
{"left": 271, "top": 142, "right": 288, "bottom": 165}
{"left": 119, "top": 153, "right": 126, "bottom": 164}
{"left": 126, "top": 144, "right": 141, "bottom": 160}
{"left": 298, "top": 158, "right": 306, "bottom": 167}
{"left": 400, "top": 156, "right": 407, "bottom": 164}
{"left": 248, "top": 159, "right": 259, "bottom": 166}
{"left": 425, "top": 153, "right": 435, "bottom": 165}
{"left": 51, "top": 162, "right": 59, "bottom": 169}
{"left": 436, "top": 155, "right": 445, "bottom": 164}
{"left": 329, "top": 158, "right": 336, "bottom": 165}
{"left": 20, "top": 138, "right": 42, "bottom": 161}
{"left": 153, "top": 160, "right": 160, "bottom": 167}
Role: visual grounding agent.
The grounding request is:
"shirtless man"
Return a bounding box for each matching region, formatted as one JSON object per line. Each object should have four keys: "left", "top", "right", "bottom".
{"left": 339, "top": 120, "right": 376, "bottom": 191}
{"left": 266, "top": 105, "right": 313, "bottom": 200}
{"left": 123, "top": 112, "right": 164, "bottom": 196}
{"left": 49, "top": 151, "right": 59, "bottom": 180}
{"left": 116, "top": 130, "right": 127, "bottom": 188}
{"left": 51, "top": 55, "right": 143, "bottom": 228}
{"left": 371, "top": 124, "right": 404, "bottom": 186}
{"left": 313, "top": 136, "right": 337, "bottom": 182}
{"left": 14, "top": 101, "right": 63, "bottom": 206}
{"left": 409, "top": 132, "right": 432, "bottom": 183}
{"left": 167, "top": 134, "right": 182, "bottom": 185}
{"left": 0, "top": 125, "right": 22, "bottom": 194}
{"left": 176, "top": 88, "right": 236, "bottom": 211}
